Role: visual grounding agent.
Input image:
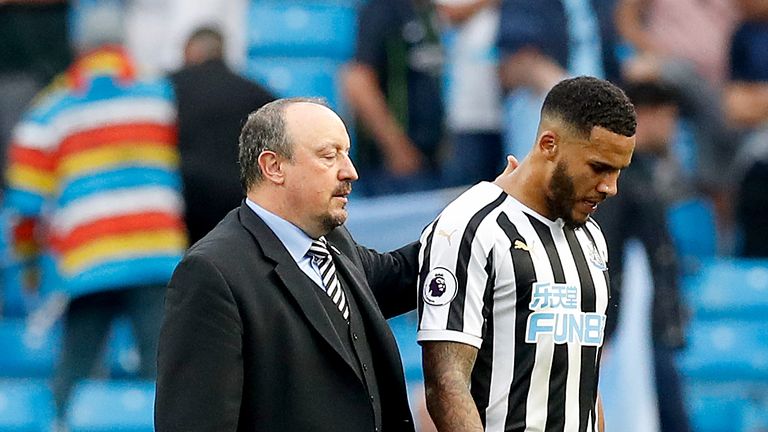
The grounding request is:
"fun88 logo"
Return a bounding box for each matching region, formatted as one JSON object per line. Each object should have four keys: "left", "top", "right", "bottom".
{"left": 525, "top": 282, "right": 605, "bottom": 346}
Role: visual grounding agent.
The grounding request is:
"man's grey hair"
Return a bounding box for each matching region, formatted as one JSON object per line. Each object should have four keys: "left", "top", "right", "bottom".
{"left": 239, "top": 97, "right": 330, "bottom": 190}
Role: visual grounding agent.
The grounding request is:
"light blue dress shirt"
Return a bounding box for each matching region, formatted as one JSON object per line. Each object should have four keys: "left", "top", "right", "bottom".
{"left": 245, "top": 198, "right": 326, "bottom": 289}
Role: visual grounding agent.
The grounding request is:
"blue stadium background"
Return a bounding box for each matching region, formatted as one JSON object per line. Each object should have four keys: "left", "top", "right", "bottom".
{"left": 1, "top": 1, "right": 767, "bottom": 431}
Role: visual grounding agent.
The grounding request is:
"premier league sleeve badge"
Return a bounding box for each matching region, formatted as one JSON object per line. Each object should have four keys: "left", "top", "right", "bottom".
{"left": 423, "top": 267, "right": 459, "bottom": 306}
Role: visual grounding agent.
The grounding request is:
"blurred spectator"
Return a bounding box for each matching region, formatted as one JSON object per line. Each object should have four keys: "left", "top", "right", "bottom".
{"left": 342, "top": 0, "right": 445, "bottom": 196}
{"left": 725, "top": 0, "right": 768, "bottom": 131}
{"left": 0, "top": 0, "right": 72, "bottom": 188}
{"left": 595, "top": 80, "right": 690, "bottom": 432}
{"left": 3, "top": 4, "right": 186, "bottom": 426}
{"left": 436, "top": 0, "right": 504, "bottom": 187}
{"left": 616, "top": 0, "right": 739, "bottom": 208}
{"left": 496, "top": 0, "right": 623, "bottom": 158}
{"left": 170, "top": 26, "right": 274, "bottom": 246}
{"left": 727, "top": 0, "right": 768, "bottom": 257}
{"left": 736, "top": 129, "right": 768, "bottom": 257}
{"left": 616, "top": 0, "right": 738, "bottom": 87}
{"left": 123, "top": 0, "right": 248, "bottom": 75}
{"left": 70, "top": 0, "right": 248, "bottom": 77}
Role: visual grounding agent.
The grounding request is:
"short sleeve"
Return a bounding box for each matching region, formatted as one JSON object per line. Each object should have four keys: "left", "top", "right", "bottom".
{"left": 417, "top": 183, "right": 506, "bottom": 348}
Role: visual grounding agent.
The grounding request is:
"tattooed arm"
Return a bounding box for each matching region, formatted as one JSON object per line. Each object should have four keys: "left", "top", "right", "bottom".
{"left": 422, "top": 341, "right": 483, "bottom": 432}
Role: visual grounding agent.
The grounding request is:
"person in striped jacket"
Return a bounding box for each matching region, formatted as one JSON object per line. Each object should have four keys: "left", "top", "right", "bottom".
{"left": 3, "top": 7, "right": 185, "bottom": 425}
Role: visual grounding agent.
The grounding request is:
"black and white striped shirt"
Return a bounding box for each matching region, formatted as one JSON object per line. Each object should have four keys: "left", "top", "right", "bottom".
{"left": 417, "top": 182, "right": 610, "bottom": 432}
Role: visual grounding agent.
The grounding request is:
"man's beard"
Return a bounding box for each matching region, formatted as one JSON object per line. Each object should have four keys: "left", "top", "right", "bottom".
{"left": 319, "top": 211, "right": 346, "bottom": 234}
{"left": 319, "top": 181, "right": 352, "bottom": 233}
{"left": 545, "top": 161, "right": 584, "bottom": 229}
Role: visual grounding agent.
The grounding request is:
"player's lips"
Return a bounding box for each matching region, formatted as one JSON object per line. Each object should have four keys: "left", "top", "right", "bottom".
{"left": 580, "top": 198, "right": 602, "bottom": 212}
{"left": 333, "top": 188, "right": 352, "bottom": 203}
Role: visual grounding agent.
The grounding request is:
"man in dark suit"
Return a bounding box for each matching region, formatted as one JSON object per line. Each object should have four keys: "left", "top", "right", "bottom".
{"left": 170, "top": 26, "right": 275, "bottom": 245}
{"left": 155, "top": 98, "right": 419, "bottom": 432}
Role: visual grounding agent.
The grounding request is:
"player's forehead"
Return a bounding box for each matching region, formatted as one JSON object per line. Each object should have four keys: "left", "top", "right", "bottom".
{"left": 582, "top": 126, "right": 635, "bottom": 169}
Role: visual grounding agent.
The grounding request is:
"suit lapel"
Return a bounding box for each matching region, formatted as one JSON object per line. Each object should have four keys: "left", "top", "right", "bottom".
{"left": 237, "top": 204, "right": 359, "bottom": 375}
{"left": 332, "top": 251, "right": 386, "bottom": 325}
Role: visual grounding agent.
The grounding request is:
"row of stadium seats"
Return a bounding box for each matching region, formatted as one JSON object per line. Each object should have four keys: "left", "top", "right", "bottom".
{"left": 244, "top": 0, "right": 359, "bottom": 115}
{"left": 682, "top": 258, "right": 768, "bottom": 319}
{"left": 0, "top": 318, "right": 139, "bottom": 379}
{"left": 0, "top": 379, "right": 154, "bottom": 432}
{"left": 687, "top": 385, "right": 768, "bottom": 432}
{"left": 678, "top": 254, "right": 768, "bottom": 431}
{"left": 248, "top": 1, "right": 357, "bottom": 60}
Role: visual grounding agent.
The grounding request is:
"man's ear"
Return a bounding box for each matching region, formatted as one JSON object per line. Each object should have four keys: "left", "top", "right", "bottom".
{"left": 258, "top": 150, "right": 285, "bottom": 185}
{"left": 537, "top": 130, "right": 559, "bottom": 161}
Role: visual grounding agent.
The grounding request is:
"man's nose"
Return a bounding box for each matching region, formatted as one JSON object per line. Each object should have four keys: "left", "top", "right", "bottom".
{"left": 598, "top": 173, "right": 619, "bottom": 197}
{"left": 339, "top": 153, "right": 358, "bottom": 182}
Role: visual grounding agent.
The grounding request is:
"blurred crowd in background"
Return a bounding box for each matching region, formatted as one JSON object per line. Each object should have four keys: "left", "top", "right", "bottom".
{"left": 1, "top": 0, "right": 768, "bottom": 431}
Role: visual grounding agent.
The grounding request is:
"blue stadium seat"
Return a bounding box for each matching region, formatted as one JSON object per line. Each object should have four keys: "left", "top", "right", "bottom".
{"left": 247, "top": 1, "right": 357, "bottom": 60}
{"left": 0, "top": 379, "right": 55, "bottom": 432}
{"left": 66, "top": 380, "right": 155, "bottom": 432}
{"left": 679, "top": 320, "right": 768, "bottom": 381}
{"left": 687, "top": 393, "right": 749, "bottom": 432}
{"left": 743, "top": 400, "right": 768, "bottom": 431}
{"left": 683, "top": 258, "right": 768, "bottom": 318}
{"left": 246, "top": 57, "right": 345, "bottom": 113}
{"left": 667, "top": 197, "right": 718, "bottom": 275}
{"left": 0, "top": 318, "right": 60, "bottom": 378}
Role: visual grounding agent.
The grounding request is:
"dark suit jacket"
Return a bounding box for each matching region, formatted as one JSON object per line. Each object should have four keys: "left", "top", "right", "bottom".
{"left": 155, "top": 203, "right": 418, "bottom": 432}
{"left": 170, "top": 60, "right": 275, "bottom": 245}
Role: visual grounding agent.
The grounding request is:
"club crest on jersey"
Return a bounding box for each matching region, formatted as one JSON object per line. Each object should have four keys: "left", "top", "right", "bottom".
{"left": 587, "top": 244, "right": 607, "bottom": 271}
{"left": 423, "top": 267, "right": 458, "bottom": 306}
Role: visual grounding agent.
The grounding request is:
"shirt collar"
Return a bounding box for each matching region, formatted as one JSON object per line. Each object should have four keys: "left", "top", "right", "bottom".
{"left": 245, "top": 198, "right": 314, "bottom": 262}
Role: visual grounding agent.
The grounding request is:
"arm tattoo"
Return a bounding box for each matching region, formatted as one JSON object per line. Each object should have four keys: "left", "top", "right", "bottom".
{"left": 422, "top": 342, "right": 484, "bottom": 432}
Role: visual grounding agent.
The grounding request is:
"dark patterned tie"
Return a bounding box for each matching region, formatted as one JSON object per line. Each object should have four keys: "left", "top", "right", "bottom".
{"left": 307, "top": 237, "right": 350, "bottom": 321}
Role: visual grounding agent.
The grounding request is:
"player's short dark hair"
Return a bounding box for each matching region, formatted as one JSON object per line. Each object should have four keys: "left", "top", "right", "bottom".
{"left": 623, "top": 80, "right": 679, "bottom": 108}
{"left": 239, "top": 97, "right": 329, "bottom": 190}
{"left": 541, "top": 76, "right": 637, "bottom": 138}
